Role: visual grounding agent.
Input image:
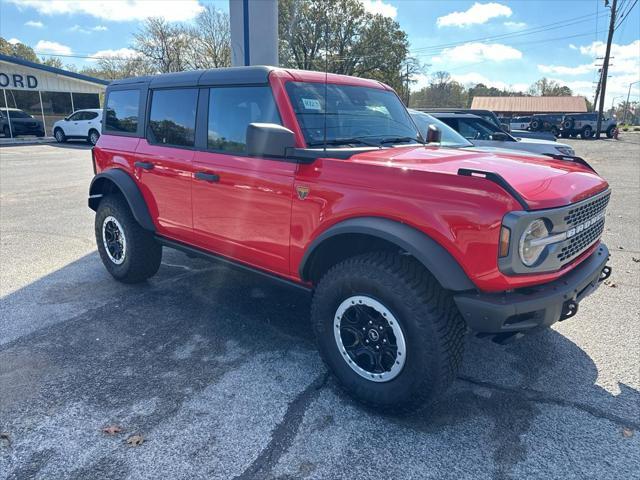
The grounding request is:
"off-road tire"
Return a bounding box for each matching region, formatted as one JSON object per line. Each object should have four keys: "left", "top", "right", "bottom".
{"left": 95, "top": 194, "right": 162, "bottom": 283}
{"left": 581, "top": 126, "right": 593, "bottom": 139}
{"left": 606, "top": 125, "right": 615, "bottom": 138}
{"left": 311, "top": 252, "right": 465, "bottom": 413}
{"left": 530, "top": 120, "right": 541, "bottom": 131}
{"left": 550, "top": 126, "right": 559, "bottom": 137}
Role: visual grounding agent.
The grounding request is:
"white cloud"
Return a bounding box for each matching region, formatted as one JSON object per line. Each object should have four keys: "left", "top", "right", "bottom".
{"left": 432, "top": 42, "right": 522, "bottom": 64}
{"left": 93, "top": 25, "right": 108, "bottom": 31}
{"left": 7, "top": 38, "right": 21, "bottom": 45}
{"left": 539, "top": 40, "right": 639, "bottom": 77}
{"left": 360, "top": 0, "right": 397, "bottom": 18}
{"left": 89, "top": 48, "right": 138, "bottom": 61}
{"left": 6, "top": 0, "right": 204, "bottom": 22}
{"left": 437, "top": 2, "right": 511, "bottom": 28}
{"left": 538, "top": 63, "right": 595, "bottom": 76}
{"left": 548, "top": 74, "right": 640, "bottom": 107}
{"left": 24, "top": 20, "right": 44, "bottom": 27}
{"left": 34, "top": 40, "right": 72, "bottom": 55}
{"left": 569, "top": 44, "right": 578, "bottom": 50}
{"left": 504, "top": 21, "right": 526, "bottom": 28}
{"left": 451, "top": 72, "right": 529, "bottom": 92}
{"left": 69, "top": 24, "right": 109, "bottom": 33}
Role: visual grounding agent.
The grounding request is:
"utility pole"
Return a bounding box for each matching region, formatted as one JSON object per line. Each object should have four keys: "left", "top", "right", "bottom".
{"left": 622, "top": 80, "right": 640, "bottom": 124}
{"left": 596, "top": 0, "right": 617, "bottom": 138}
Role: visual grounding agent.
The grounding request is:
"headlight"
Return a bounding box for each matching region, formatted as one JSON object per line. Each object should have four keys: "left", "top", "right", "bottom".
{"left": 519, "top": 219, "right": 550, "bottom": 266}
{"left": 556, "top": 146, "right": 574, "bottom": 156}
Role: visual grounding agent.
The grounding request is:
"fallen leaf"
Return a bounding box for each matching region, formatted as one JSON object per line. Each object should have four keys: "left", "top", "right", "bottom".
{"left": 622, "top": 427, "right": 634, "bottom": 438}
{"left": 102, "top": 425, "right": 122, "bottom": 436}
{"left": 632, "top": 257, "right": 640, "bottom": 263}
{"left": 618, "top": 246, "right": 624, "bottom": 250}
{"left": 604, "top": 280, "right": 618, "bottom": 288}
{"left": 0, "top": 432, "right": 10, "bottom": 447}
{"left": 126, "top": 434, "right": 144, "bottom": 447}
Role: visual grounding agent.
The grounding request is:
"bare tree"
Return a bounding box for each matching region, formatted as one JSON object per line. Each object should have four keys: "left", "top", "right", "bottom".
{"left": 133, "top": 18, "right": 189, "bottom": 73}
{"left": 184, "top": 5, "right": 231, "bottom": 69}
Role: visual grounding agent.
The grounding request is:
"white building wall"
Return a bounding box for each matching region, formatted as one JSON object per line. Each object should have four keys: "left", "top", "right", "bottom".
{"left": 0, "top": 60, "right": 105, "bottom": 94}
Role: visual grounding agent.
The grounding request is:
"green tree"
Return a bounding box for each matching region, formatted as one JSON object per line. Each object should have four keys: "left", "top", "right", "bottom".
{"left": 410, "top": 71, "right": 468, "bottom": 108}
{"left": 0, "top": 37, "right": 39, "bottom": 62}
{"left": 278, "top": 0, "right": 416, "bottom": 91}
{"left": 528, "top": 77, "right": 573, "bottom": 96}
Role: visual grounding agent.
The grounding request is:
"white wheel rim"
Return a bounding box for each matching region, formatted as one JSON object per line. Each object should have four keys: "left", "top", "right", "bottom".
{"left": 102, "top": 215, "right": 126, "bottom": 265}
{"left": 334, "top": 295, "right": 406, "bottom": 383}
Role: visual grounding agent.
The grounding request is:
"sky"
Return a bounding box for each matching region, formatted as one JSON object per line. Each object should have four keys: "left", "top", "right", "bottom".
{"left": 0, "top": 0, "right": 638, "bottom": 106}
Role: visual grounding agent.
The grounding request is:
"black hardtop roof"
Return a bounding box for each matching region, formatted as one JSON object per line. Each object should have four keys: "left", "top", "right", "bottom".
{"left": 430, "top": 112, "right": 484, "bottom": 119}
{"left": 108, "top": 65, "right": 277, "bottom": 88}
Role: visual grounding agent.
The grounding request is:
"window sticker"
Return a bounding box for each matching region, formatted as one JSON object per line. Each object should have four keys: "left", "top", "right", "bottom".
{"left": 302, "top": 98, "right": 322, "bottom": 111}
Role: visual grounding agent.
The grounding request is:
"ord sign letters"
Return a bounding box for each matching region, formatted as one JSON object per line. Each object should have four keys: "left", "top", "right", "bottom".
{"left": 0, "top": 72, "right": 38, "bottom": 89}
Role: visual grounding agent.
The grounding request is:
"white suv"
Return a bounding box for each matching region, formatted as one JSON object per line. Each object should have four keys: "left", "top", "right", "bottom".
{"left": 53, "top": 109, "right": 102, "bottom": 145}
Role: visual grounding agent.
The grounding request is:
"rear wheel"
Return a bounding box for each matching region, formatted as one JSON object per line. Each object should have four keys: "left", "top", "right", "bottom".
{"left": 2, "top": 125, "right": 11, "bottom": 138}
{"left": 88, "top": 129, "right": 100, "bottom": 145}
{"left": 550, "top": 126, "right": 559, "bottom": 137}
{"left": 95, "top": 195, "right": 162, "bottom": 283}
{"left": 311, "top": 252, "right": 465, "bottom": 413}
{"left": 54, "top": 128, "right": 66, "bottom": 143}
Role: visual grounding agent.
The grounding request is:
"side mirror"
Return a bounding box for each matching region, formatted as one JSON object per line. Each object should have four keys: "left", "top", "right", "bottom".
{"left": 246, "top": 123, "right": 295, "bottom": 158}
{"left": 426, "top": 125, "right": 441, "bottom": 144}
{"left": 64, "top": 117, "right": 70, "bottom": 121}
{"left": 492, "top": 131, "right": 509, "bottom": 141}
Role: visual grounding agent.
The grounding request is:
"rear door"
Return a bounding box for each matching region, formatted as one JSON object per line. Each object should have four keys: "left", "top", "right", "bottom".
{"left": 134, "top": 88, "right": 198, "bottom": 240}
{"left": 191, "top": 85, "right": 295, "bottom": 276}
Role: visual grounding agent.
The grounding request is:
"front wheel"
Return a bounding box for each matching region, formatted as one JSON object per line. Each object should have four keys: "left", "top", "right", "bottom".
{"left": 311, "top": 252, "right": 465, "bottom": 413}
{"left": 88, "top": 129, "right": 100, "bottom": 145}
{"left": 54, "top": 128, "right": 66, "bottom": 143}
{"left": 95, "top": 195, "right": 162, "bottom": 283}
{"left": 606, "top": 125, "right": 615, "bottom": 138}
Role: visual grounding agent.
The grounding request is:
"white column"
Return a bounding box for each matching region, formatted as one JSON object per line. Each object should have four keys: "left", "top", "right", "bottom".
{"left": 2, "top": 88, "right": 13, "bottom": 138}
{"left": 230, "top": 0, "right": 278, "bottom": 67}
{"left": 38, "top": 90, "right": 47, "bottom": 136}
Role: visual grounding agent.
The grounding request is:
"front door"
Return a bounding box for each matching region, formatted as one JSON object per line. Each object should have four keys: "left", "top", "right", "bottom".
{"left": 134, "top": 87, "right": 199, "bottom": 240}
{"left": 191, "top": 86, "right": 295, "bottom": 277}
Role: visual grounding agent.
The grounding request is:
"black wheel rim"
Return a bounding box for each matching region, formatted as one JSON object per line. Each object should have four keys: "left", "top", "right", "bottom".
{"left": 102, "top": 215, "right": 126, "bottom": 264}
{"left": 334, "top": 296, "right": 406, "bottom": 382}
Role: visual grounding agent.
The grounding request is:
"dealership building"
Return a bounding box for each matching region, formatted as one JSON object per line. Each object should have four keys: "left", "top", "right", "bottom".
{"left": 0, "top": 53, "right": 109, "bottom": 138}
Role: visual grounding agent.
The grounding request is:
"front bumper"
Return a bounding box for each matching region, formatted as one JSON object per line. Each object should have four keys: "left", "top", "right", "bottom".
{"left": 454, "top": 243, "right": 611, "bottom": 334}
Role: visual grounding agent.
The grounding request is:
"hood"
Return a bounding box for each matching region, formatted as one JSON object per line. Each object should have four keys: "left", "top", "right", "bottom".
{"left": 515, "top": 137, "right": 571, "bottom": 148}
{"left": 349, "top": 146, "right": 608, "bottom": 210}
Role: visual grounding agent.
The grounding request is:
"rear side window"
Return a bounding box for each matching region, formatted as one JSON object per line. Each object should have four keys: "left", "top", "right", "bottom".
{"left": 207, "top": 86, "right": 281, "bottom": 152}
{"left": 85, "top": 112, "right": 99, "bottom": 120}
{"left": 105, "top": 90, "right": 139, "bottom": 133}
{"left": 147, "top": 88, "right": 198, "bottom": 147}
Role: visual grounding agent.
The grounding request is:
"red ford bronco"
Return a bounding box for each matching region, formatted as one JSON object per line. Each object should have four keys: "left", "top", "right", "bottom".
{"left": 89, "top": 67, "right": 611, "bottom": 411}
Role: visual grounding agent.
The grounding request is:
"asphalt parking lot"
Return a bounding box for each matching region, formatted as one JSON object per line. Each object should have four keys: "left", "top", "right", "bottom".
{"left": 1, "top": 136, "right": 639, "bottom": 479}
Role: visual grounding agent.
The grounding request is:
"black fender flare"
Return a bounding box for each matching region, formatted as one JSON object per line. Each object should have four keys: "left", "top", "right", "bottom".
{"left": 299, "top": 217, "right": 476, "bottom": 292}
{"left": 88, "top": 169, "right": 155, "bottom": 231}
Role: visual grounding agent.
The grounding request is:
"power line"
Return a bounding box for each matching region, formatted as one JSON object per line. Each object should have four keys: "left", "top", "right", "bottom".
{"left": 615, "top": 0, "right": 638, "bottom": 28}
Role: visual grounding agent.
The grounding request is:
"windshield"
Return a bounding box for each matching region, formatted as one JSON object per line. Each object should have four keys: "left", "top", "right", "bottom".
{"left": 5, "top": 110, "right": 33, "bottom": 119}
{"left": 285, "top": 82, "right": 421, "bottom": 147}
{"left": 408, "top": 110, "right": 472, "bottom": 148}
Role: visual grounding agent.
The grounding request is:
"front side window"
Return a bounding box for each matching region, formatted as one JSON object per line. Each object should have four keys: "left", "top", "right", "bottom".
{"left": 68, "top": 112, "right": 84, "bottom": 121}
{"left": 148, "top": 88, "right": 197, "bottom": 147}
{"left": 105, "top": 89, "right": 140, "bottom": 133}
{"left": 207, "top": 86, "right": 281, "bottom": 152}
{"left": 458, "top": 118, "right": 501, "bottom": 141}
{"left": 286, "top": 82, "right": 420, "bottom": 147}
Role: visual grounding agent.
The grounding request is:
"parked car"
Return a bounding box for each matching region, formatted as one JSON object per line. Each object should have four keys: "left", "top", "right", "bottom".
{"left": 0, "top": 108, "right": 45, "bottom": 138}
{"left": 432, "top": 112, "right": 575, "bottom": 156}
{"left": 510, "top": 116, "right": 531, "bottom": 130}
{"left": 89, "top": 66, "right": 611, "bottom": 412}
{"left": 529, "top": 114, "right": 564, "bottom": 137}
{"left": 53, "top": 108, "right": 102, "bottom": 145}
{"left": 560, "top": 112, "right": 617, "bottom": 139}
{"left": 419, "top": 108, "right": 507, "bottom": 131}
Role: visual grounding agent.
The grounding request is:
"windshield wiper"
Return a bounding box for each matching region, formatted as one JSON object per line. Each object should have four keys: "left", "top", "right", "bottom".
{"left": 307, "top": 137, "right": 381, "bottom": 147}
{"left": 378, "top": 136, "right": 420, "bottom": 145}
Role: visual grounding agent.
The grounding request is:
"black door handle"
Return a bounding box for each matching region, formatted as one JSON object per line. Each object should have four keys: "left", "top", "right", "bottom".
{"left": 195, "top": 172, "right": 220, "bottom": 183}
{"left": 134, "top": 161, "right": 154, "bottom": 170}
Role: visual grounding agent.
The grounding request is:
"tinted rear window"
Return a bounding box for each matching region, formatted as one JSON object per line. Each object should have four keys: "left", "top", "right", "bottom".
{"left": 148, "top": 88, "right": 198, "bottom": 147}
{"left": 105, "top": 90, "right": 139, "bottom": 133}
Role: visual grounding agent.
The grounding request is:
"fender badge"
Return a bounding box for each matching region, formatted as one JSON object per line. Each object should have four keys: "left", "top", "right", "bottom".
{"left": 296, "top": 186, "right": 310, "bottom": 200}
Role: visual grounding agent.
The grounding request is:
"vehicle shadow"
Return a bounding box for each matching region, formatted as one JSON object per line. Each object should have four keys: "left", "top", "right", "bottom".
{"left": 1, "top": 250, "right": 638, "bottom": 478}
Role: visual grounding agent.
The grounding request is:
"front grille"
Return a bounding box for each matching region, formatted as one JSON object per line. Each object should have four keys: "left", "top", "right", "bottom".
{"left": 557, "top": 217, "right": 605, "bottom": 263}
{"left": 564, "top": 192, "right": 610, "bottom": 227}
